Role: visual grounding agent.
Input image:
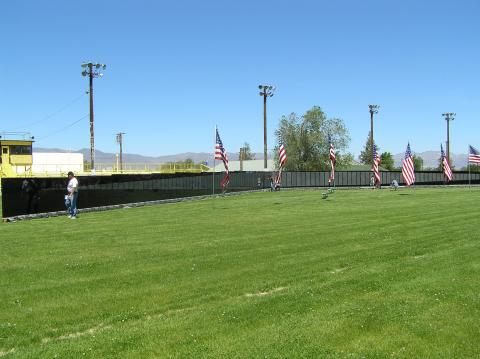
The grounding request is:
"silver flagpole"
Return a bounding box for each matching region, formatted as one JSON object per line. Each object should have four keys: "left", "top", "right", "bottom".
{"left": 333, "top": 161, "right": 336, "bottom": 189}
{"left": 469, "top": 159, "right": 471, "bottom": 189}
{"left": 213, "top": 126, "right": 216, "bottom": 196}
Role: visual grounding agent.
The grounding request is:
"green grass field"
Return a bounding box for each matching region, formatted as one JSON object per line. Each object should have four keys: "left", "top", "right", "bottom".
{"left": 1, "top": 188, "right": 480, "bottom": 358}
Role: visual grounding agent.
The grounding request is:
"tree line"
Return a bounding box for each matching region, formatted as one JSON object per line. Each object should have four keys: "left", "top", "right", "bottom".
{"left": 270, "top": 106, "right": 452, "bottom": 172}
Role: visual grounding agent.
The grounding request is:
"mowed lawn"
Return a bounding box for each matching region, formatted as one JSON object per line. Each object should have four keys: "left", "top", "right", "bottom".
{"left": 1, "top": 188, "right": 480, "bottom": 358}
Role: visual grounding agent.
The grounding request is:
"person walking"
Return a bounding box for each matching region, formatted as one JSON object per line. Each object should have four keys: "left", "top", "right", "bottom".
{"left": 66, "top": 171, "right": 79, "bottom": 219}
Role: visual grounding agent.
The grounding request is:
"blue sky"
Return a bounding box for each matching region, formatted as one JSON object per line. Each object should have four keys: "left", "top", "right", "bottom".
{"left": 1, "top": 0, "right": 479, "bottom": 158}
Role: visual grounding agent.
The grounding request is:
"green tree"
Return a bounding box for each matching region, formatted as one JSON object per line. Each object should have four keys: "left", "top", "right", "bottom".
{"left": 436, "top": 156, "right": 444, "bottom": 171}
{"left": 240, "top": 142, "right": 254, "bottom": 160}
{"left": 274, "top": 106, "right": 352, "bottom": 170}
{"left": 380, "top": 152, "right": 394, "bottom": 171}
{"left": 184, "top": 158, "right": 194, "bottom": 166}
{"left": 413, "top": 155, "right": 423, "bottom": 171}
{"left": 358, "top": 132, "right": 379, "bottom": 165}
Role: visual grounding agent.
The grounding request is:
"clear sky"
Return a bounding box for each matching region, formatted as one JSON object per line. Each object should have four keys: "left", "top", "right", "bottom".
{"left": 1, "top": 0, "right": 479, "bottom": 158}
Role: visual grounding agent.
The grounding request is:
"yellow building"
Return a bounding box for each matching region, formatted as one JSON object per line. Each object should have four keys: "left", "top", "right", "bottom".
{"left": 0, "top": 136, "right": 34, "bottom": 178}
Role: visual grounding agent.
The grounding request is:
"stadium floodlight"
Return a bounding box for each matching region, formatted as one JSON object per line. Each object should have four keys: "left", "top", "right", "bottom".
{"left": 368, "top": 104, "right": 380, "bottom": 167}
{"left": 442, "top": 112, "right": 456, "bottom": 164}
{"left": 258, "top": 84, "right": 276, "bottom": 169}
{"left": 81, "top": 61, "right": 107, "bottom": 172}
{"left": 368, "top": 104, "right": 380, "bottom": 114}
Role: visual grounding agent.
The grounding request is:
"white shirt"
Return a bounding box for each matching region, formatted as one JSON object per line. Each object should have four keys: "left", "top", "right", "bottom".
{"left": 67, "top": 177, "right": 79, "bottom": 194}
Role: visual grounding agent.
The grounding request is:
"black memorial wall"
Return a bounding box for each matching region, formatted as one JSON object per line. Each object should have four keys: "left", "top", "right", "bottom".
{"left": 1, "top": 173, "right": 261, "bottom": 218}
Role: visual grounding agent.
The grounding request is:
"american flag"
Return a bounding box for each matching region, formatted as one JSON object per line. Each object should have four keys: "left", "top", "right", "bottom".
{"left": 441, "top": 144, "right": 453, "bottom": 181}
{"left": 278, "top": 144, "right": 287, "bottom": 168}
{"left": 372, "top": 144, "right": 381, "bottom": 185}
{"left": 275, "top": 144, "right": 287, "bottom": 185}
{"left": 402, "top": 143, "right": 415, "bottom": 186}
{"left": 328, "top": 135, "right": 336, "bottom": 184}
{"left": 215, "top": 128, "right": 230, "bottom": 188}
{"left": 468, "top": 145, "right": 480, "bottom": 164}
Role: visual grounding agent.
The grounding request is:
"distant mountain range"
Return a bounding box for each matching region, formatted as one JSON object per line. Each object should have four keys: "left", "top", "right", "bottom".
{"left": 33, "top": 147, "right": 268, "bottom": 166}
{"left": 33, "top": 147, "right": 470, "bottom": 169}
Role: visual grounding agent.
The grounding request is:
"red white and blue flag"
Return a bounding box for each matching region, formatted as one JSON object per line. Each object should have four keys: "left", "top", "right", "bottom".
{"left": 328, "top": 135, "right": 336, "bottom": 184}
{"left": 275, "top": 144, "right": 287, "bottom": 185}
{"left": 468, "top": 145, "right": 480, "bottom": 164}
{"left": 402, "top": 143, "right": 415, "bottom": 186}
{"left": 278, "top": 144, "right": 287, "bottom": 168}
{"left": 373, "top": 144, "right": 381, "bottom": 185}
{"left": 441, "top": 143, "right": 453, "bottom": 181}
{"left": 215, "top": 128, "right": 230, "bottom": 188}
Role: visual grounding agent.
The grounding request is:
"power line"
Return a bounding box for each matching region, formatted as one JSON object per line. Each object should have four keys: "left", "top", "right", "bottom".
{"left": 35, "top": 114, "right": 89, "bottom": 141}
{"left": 7, "top": 92, "right": 87, "bottom": 131}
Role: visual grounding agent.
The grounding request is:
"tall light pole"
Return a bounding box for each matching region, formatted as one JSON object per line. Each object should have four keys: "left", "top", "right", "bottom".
{"left": 259, "top": 85, "right": 275, "bottom": 169}
{"left": 368, "top": 104, "right": 380, "bottom": 166}
{"left": 442, "top": 112, "right": 455, "bottom": 164}
{"left": 116, "top": 132, "right": 125, "bottom": 172}
{"left": 81, "top": 62, "right": 106, "bottom": 172}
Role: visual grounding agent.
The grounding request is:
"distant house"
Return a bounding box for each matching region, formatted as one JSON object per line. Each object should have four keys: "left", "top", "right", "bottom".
{"left": 32, "top": 152, "right": 84, "bottom": 174}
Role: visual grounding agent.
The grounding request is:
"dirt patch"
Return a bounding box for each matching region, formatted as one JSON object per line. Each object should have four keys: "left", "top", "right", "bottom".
{"left": 330, "top": 267, "right": 348, "bottom": 274}
{"left": 0, "top": 348, "right": 15, "bottom": 357}
{"left": 147, "top": 307, "right": 194, "bottom": 320}
{"left": 245, "top": 287, "right": 288, "bottom": 297}
{"left": 42, "top": 323, "right": 111, "bottom": 344}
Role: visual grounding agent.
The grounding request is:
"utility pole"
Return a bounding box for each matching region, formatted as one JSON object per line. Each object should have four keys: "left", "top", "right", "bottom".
{"left": 442, "top": 112, "right": 455, "bottom": 164}
{"left": 239, "top": 147, "right": 244, "bottom": 171}
{"left": 116, "top": 132, "right": 125, "bottom": 172}
{"left": 368, "top": 104, "right": 380, "bottom": 166}
{"left": 81, "top": 62, "right": 106, "bottom": 172}
{"left": 258, "top": 85, "right": 275, "bottom": 169}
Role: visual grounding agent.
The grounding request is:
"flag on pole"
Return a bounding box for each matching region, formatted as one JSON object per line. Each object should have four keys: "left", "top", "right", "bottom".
{"left": 441, "top": 143, "right": 453, "bottom": 181}
{"left": 328, "top": 135, "right": 336, "bottom": 184}
{"left": 468, "top": 145, "right": 480, "bottom": 164}
{"left": 402, "top": 143, "right": 415, "bottom": 186}
{"left": 275, "top": 144, "right": 287, "bottom": 185}
{"left": 278, "top": 144, "right": 287, "bottom": 168}
{"left": 372, "top": 144, "right": 381, "bottom": 185}
{"left": 215, "top": 128, "right": 230, "bottom": 189}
